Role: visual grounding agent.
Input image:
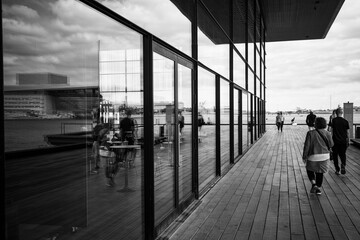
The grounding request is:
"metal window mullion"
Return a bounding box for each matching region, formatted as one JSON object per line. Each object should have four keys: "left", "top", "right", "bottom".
{"left": 229, "top": 0, "right": 234, "bottom": 165}
{"left": 192, "top": 0, "right": 199, "bottom": 200}
{"left": 239, "top": 91, "right": 243, "bottom": 155}
{"left": 174, "top": 63, "right": 179, "bottom": 208}
{"left": 216, "top": 75, "right": 221, "bottom": 176}
{"left": 143, "top": 34, "right": 155, "bottom": 240}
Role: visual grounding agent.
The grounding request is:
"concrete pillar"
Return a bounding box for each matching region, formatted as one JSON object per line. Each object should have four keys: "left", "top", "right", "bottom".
{"left": 344, "top": 102, "right": 353, "bottom": 138}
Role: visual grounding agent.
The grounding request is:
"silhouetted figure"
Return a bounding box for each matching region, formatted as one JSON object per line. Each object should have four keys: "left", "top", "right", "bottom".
{"left": 178, "top": 111, "right": 184, "bottom": 134}
{"left": 331, "top": 107, "right": 350, "bottom": 175}
{"left": 306, "top": 111, "right": 316, "bottom": 131}
{"left": 275, "top": 112, "right": 285, "bottom": 132}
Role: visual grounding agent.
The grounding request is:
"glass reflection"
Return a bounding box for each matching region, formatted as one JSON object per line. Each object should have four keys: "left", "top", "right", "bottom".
{"left": 178, "top": 64, "right": 193, "bottom": 202}
{"left": 233, "top": 50, "right": 246, "bottom": 89}
{"left": 198, "top": 3, "right": 229, "bottom": 79}
{"left": 198, "top": 67, "right": 216, "bottom": 190}
{"left": 234, "top": 90, "right": 240, "bottom": 158}
{"left": 220, "top": 79, "right": 230, "bottom": 170}
{"left": 153, "top": 52, "right": 175, "bottom": 225}
{"left": 248, "top": 68, "right": 255, "bottom": 94}
{"left": 242, "top": 91, "right": 249, "bottom": 152}
{"left": 96, "top": 0, "right": 192, "bottom": 56}
{"left": 3, "top": 0, "right": 143, "bottom": 239}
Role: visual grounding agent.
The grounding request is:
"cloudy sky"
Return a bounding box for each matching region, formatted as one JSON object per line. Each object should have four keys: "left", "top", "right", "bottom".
{"left": 266, "top": 0, "right": 360, "bottom": 112}
{"left": 3, "top": 0, "right": 359, "bottom": 112}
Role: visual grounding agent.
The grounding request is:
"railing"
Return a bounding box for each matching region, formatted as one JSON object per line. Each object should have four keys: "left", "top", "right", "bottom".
{"left": 264, "top": 123, "right": 360, "bottom": 139}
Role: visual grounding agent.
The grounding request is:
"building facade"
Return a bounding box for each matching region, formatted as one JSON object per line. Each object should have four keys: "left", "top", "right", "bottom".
{"left": 2, "top": 0, "right": 344, "bottom": 239}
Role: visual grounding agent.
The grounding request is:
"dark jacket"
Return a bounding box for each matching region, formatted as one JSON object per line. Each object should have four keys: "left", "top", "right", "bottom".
{"left": 332, "top": 117, "right": 349, "bottom": 145}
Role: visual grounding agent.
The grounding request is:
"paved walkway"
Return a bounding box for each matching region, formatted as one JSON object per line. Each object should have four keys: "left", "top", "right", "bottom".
{"left": 166, "top": 126, "right": 360, "bottom": 240}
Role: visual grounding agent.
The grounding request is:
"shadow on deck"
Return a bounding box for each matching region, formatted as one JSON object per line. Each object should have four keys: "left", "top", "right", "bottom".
{"left": 165, "top": 125, "right": 360, "bottom": 240}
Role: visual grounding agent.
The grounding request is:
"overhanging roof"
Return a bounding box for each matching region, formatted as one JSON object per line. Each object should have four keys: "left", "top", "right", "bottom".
{"left": 171, "top": 0, "right": 345, "bottom": 43}
{"left": 261, "top": 0, "right": 345, "bottom": 42}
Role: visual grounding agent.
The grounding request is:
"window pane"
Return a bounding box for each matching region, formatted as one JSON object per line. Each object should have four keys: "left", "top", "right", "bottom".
{"left": 3, "top": 1, "right": 144, "bottom": 239}
{"left": 198, "top": 67, "right": 216, "bottom": 190}
{"left": 178, "top": 64, "right": 193, "bottom": 203}
{"left": 220, "top": 79, "right": 230, "bottom": 171}
{"left": 234, "top": 50, "right": 246, "bottom": 89}
{"left": 242, "top": 92, "right": 249, "bottom": 152}
{"left": 234, "top": 90, "right": 240, "bottom": 158}
{"left": 153, "top": 52, "right": 175, "bottom": 225}
{"left": 198, "top": 3, "right": 229, "bottom": 79}
{"left": 96, "top": 0, "right": 191, "bottom": 56}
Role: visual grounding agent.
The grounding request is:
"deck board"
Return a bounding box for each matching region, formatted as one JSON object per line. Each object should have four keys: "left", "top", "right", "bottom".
{"left": 167, "top": 126, "right": 360, "bottom": 240}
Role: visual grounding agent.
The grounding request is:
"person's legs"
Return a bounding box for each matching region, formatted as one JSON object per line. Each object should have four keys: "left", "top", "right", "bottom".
{"left": 280, "top": 122, "right": 284, "bottom": 132}
{"left": 91, "top": 141, "right": 100, "bottom": 173}
{"left": 332, "top": 144, "right": 340, "bottom": 173}
{"left": 315, "top": 172, "right": 323, "bottom": 188}
{"left": 338, "top": 144, "right": 347, "bottom": 174}
{"left": 307, "top": 170, "right": 317, "bottom": 193}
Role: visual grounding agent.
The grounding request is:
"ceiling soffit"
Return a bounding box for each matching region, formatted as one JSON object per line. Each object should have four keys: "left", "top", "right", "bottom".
{"left": 171, "top": 0, "right": 345, "bottom": 44}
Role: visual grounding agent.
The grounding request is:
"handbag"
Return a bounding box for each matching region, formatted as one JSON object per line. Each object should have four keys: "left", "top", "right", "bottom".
{"left": 315, "top": 129, "right": 333, "bottom": 160}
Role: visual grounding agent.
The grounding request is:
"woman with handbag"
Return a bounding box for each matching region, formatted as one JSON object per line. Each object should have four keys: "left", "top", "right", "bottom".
{"left": 302, "top": 117, "right": 334, "bottom": 195}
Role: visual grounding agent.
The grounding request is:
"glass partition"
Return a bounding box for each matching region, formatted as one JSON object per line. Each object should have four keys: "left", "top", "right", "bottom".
{"left": 178, "top": 64, "right": 193, "bottom": 202}
{"left": 198, "top": 67, "right": 216, "bottom": 190}
{"left": 96, "top": 0, "right": 192, "bottom": 56}
{"left": 248, "top": 68, "right": 255, "bottom": 94}
{"left": 220, "top": 79, "right": 230, "bottom": 171}
{"left": 242, "top": 91, "right": 250, "bottom": 152}
{"left": 198, "top": 2, "right": 229, "bottom": 79}
{"left": 3, "top": 1, "right": 144, "bottom": 239}
{"left": 233, "top": 50, "right": 246, "bottom": 89}
{"left": 248, "top": 41, "right": 255, "bottom": 74}
{"left": 234, "top": 90, "right": 240, "bottom": 158}
{"left": 153, "top": 52, "right": 175, "bottom": 225}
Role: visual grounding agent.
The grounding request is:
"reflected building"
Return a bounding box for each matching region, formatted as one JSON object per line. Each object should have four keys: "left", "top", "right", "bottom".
{"left": 4, "top": 73, "right": 99, "bottom": 119}
{"left": 2, "top": 0, "right": 345, "bottom": 239}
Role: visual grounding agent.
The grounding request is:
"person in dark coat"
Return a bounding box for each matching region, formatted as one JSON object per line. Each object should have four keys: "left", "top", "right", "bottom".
{"left": 306, "top": 110, "right": 317, "bottom": 131}
{"left": 331, "top": 107, "right": 350, "bottom": 175}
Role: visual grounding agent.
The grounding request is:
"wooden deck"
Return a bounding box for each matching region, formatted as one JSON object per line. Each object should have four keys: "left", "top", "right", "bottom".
{"left": 166, "top": 125, "right": 360, "bottom": 240}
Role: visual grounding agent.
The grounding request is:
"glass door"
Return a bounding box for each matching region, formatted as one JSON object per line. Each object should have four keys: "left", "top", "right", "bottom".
{"left": 153, "top": 43, "right": 193, "bottom": 225}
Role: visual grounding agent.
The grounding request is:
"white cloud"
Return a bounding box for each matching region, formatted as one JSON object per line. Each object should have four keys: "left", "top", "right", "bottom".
{"left": 266, "top": 0, "right": 360, "bottom": 112}
{"left": 4, "top": 4, "right": 39, "bottom": 19}
{"left": 2, "top": 18, "right": 46, "bottom": 36}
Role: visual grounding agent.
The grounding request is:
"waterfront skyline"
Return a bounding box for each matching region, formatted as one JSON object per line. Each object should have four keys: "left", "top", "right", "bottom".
{"left": 266, "top": 0, "right": 360, "bottom": 112}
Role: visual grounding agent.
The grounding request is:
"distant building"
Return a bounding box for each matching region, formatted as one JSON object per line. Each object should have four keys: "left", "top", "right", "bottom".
{"left": 16, "top": 72, "right": 68, "bottom": 85}
{"left": 4, "top": 73, "right": 99, "bottom": 118}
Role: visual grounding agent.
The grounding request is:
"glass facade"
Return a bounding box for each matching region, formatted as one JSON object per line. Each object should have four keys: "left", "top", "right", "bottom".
{"left": 234, "top": 89, "right": 240, "bottom": 158}
{"left": 96, "top": 0, "right": 192, "bottom": 56}
{"left": 198, "top": 2, "right": 230, "bottom": 79}
{"left": 198, "top": 67, "right": 216, "bottom": 190}
{"left": 3, "top": 0, "right": 267, "bottom": 239}
{"left": 220, "top": 79, "right": 230, "bottom": 171}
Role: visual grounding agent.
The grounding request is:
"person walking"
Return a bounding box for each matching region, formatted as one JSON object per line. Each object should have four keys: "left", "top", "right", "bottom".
{"left": 306, "top": 110, "right": 317, "bottom": 131}
{"left": 303, "top": 117, "right": 334, "bottom": 195}
{"left": 275, "top": 112, "right": 285, "bottom": 132}
{"left": 178, "top": 111, "right": 185, "bottom": 134}
{"left": 331, "top": 107, "right": 350, "bottom": 175}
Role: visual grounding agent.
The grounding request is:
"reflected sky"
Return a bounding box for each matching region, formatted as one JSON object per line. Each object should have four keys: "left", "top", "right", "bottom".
{"left": 3, "top": 0, "right": 141, "bottom": 86}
